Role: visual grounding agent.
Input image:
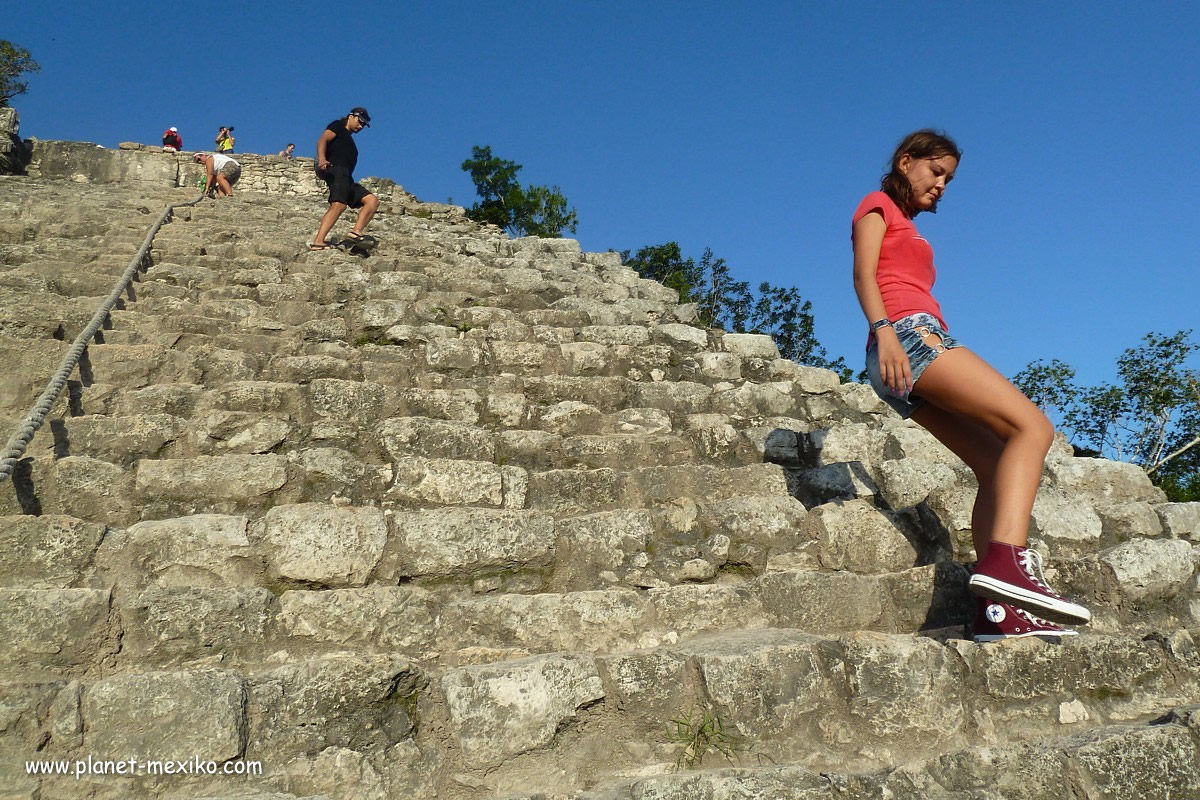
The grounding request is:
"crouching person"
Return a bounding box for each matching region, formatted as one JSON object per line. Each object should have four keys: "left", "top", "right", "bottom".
{"left": 194, "top": 152, "right": 241, "bottom": 198}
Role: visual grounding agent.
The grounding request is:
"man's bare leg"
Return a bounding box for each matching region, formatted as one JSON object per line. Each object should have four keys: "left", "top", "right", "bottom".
{"left": 349, "top": 194, "right": 380, "bottom": 236}
{"left": 313, "top": 202, "right": 347, "bottom": 246}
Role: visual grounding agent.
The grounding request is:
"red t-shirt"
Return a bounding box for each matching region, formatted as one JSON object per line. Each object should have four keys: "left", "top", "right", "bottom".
{"left": 852, "top": 190, "right": 947, "bottom": 334}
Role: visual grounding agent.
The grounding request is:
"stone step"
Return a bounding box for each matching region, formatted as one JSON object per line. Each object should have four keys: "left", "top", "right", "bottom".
{"left": 507, "top": 707, "right": 1200, "bottom": 800}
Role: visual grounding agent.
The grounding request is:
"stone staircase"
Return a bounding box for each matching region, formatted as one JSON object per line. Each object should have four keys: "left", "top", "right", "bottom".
{"left": 1, "top": 157, "right": 1199, "bottom": 800}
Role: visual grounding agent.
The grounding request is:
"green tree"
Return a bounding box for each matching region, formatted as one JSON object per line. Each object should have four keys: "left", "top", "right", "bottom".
{"left": 1013, "top": 330, "right": 1200, "bottom": 500}
{"left": 460, "top": 146, "right": 577, "bottom": 238}
{"left": 0, "top": 41, "right": 40, "bottom": 107}
{"left": 622, "top": 241, "right": 851, "bottom": 379}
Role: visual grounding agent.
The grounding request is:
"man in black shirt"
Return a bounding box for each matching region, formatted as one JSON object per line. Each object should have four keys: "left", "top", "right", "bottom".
{"left": 310, "top": 107, "right": 380, "bottom": 250}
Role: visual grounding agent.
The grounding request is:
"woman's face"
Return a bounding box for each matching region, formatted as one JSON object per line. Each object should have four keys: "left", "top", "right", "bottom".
{"left": 900, "top": 153, "right": 958, "bottom": 211}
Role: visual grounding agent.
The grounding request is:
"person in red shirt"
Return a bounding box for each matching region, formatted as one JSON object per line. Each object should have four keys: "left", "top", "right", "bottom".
{"left": 852, "top": 130, "right": 1090, "bottom": 642}
{"left": 162, "top": 127, "right": 182, "bottom": 152}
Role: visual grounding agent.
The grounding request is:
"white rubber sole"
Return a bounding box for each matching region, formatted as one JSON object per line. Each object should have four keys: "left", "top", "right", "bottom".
{"left": 969, "top": 574, "right": 1092, "bottom": 625}
{"left": 975, "top": 629, "right": 1079, "bottom": 643}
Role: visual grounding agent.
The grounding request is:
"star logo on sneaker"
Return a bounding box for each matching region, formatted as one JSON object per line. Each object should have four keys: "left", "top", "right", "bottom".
{"left": 985, "top": 604, "right": 1006, "bottom": 623}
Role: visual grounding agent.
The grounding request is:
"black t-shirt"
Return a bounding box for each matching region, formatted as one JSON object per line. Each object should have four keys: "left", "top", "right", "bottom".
{"left": 324, "top": 119, "right": 359, "bottom": 173}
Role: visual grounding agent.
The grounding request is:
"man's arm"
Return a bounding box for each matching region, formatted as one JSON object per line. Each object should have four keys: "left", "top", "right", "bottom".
{"left": 316, "top": 129, "right": 336, "bottom": 171}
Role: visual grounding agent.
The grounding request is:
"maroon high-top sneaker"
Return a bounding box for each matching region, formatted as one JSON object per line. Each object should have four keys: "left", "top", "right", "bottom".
{"left": 973, "top": 598, "right": 1078, "bottom": 643}
{"left": 968, "top": 541, "right": 1091, "bottom": 625}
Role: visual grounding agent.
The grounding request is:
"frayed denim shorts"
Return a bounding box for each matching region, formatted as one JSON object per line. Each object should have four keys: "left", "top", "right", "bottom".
{"left": 865, "top": 313, "right": 963, "bottom": 418}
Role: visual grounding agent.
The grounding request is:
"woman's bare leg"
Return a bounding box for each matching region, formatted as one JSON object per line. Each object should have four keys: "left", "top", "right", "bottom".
{"left": 907, "top": 403, "right": 1003, "bottom": 560}
{"left": 907, "top": 344, "right": 1054, "bottom": 548}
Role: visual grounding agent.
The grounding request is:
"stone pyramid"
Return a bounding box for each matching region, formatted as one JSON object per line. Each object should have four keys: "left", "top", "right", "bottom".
{"left": 2, "top": 136, "right": 1199, "bottom": 800}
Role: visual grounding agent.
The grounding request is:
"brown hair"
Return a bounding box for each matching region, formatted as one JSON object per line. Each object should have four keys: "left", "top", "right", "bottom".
{"left": 881, "top": 129, "right": 962, "bottom": 217}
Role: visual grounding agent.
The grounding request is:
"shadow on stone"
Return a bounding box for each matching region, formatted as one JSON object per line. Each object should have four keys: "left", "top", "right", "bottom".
{"left": 78, "top": 348, "right": 94, "bottom": 386}
{"left": 50, "top": 418, "right": 71, "bottom": 459}
{"left": 10, "top": 459, "right": 42, "bottom": 515}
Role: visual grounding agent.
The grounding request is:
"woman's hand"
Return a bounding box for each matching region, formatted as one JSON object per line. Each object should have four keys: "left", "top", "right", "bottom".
{"left": 875, "top": 328, "right": 913, "bottom": 396}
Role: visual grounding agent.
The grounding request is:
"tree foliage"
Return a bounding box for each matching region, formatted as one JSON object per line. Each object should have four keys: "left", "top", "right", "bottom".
{"left": 622, "top": 242, "right": 852, "bottom": 379}
{"left": 0, "top": 41, "right": 40, "bottom": 107}
{"left": 1013, "top": 330, "right": 1200, "bottom": 500}
{"left": 461, "top": 146, "right": 578, "bottom": 238}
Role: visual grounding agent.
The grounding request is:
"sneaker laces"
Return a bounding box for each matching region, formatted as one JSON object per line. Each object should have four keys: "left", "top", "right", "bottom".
{"left": 1018, "top": 548, "right": 1063, "bottom": 598}
{"left": 1012, "top": 606, "right": 1058, "bottom": 628}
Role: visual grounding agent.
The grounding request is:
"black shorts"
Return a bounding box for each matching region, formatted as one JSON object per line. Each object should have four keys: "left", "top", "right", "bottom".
{"left": 317, "top": 165, "right": 372, "bottom": 209}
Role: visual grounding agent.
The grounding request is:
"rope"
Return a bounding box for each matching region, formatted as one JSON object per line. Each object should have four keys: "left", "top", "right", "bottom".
{"left": 0, "top": 191, "right": 208, "bottom": 484}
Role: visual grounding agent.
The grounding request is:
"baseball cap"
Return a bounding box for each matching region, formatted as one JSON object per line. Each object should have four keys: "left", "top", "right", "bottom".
{"left": 169, "top": 127, "right": 178, "bottom": 132}
{"left": 350, "top": 107, "right": 371, "bottom": 127}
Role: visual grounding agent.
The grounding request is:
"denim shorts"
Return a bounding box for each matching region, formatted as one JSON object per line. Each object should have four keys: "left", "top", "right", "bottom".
{"left": 865, "top": 313, "right": 963, "bottom": 418}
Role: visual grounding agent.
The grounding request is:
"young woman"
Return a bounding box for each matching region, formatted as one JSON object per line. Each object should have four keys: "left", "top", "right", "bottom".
{"left": 852, "top": 130, "right": 1090, "bottom": 642}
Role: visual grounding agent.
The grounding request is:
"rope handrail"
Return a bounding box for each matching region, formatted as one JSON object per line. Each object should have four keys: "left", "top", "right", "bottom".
{"left": 0, "top": 191, "right": 208, "bottom": 484}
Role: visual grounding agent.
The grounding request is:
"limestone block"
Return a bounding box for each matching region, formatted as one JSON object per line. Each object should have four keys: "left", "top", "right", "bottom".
{"left": 360, "top": 299, "right": 411, "bottom": 331}
{"left": 613, "top": 407, "right": 673, "bottom": 434}
{"left": 289, "top": 447, "right": 390, "bottom": 501}
{"left": 446, "top": 590, "right": 650, "bottom": 654}
{"left": 885, "top": 424, "right": 960, "bottom": 464}
{"left": 441, "top": 653, "right": 605, "bottom": 767}
{"left": 803, "top": 423, "right": 890, "bottom": 468}
{"left": 425, "top": 338, "right": 484, "bottom": 370}
{"left": 384, "top": 323, "right": 456, "bottom": 344}
{"left": 308, "top": 378, "right": 385, "bottom": 422}
{"left": 539, "top": 400, "right": 606, "bottom": 435}
{"left": 632, "top": 464, "right": 789, "bottom": 507}
{"left": 528, "top": 468, "right": 628, "bottom": 515}
{"left": 119, "top": 586, "right": 274, "bottom": 665}
{"left": 552, "top": 509, "right": 651, "bottom": 588}
{"left": 136, "top": 454, "right": 289, "bottom": 499}
{"left": 924, "top": 484, "right": 975, "bottom": 533}
{"left": 497, "top": 429, "right": 564, "bottom": 470}
{"left": 97, "top": 514, "right": 260, "bottom": 588}
{"left": 194, "top": 410, "right": 296, "bottom": 454}
{"left": 248, "top": 655, "right": 421, "bottom": 759}
{"left": 560, "top": 341, "right": 611, "bottom": 375}
{"left": 278, "top": 586, "right": 437, "bottom": 652}
{"left": 387, "top": 457, "right": 522, "bottom": 507}
{"left": 653, "top": 323, "right": 709, "bottom": 352}
{"left": 632, "top": 380, "right": 713, "bottom": 415}
{"left": 259, "top": 504, "right": 387, "bottom": 587}
{"left": 490, "top": 341, "right": 550, "bottom": 369}
{"left": 382, "top": 507, "right": 555, "bottom": 578}
{"left": 398, "top": 388, "right": 482, "bottom": 423}
{"left": 695, "top": 352, "right": 743, "bottom": 381}
{"left": 649, "top": 584, "right": 770, "bottom": 640}
{"left": 721, "top": 333, "right": 780, "bottom": 360}
{"left": 1047, "top": 457, "right": 1165, "bottom": 504}
{"left": 837, "top": 382, "right": 889, "bottom": 415}
{"left": 681, "top": 630, "right": 834, "bottom": 741}
{"left": 1157, "top": 502, "right": 1200, "bottom": 541}
{"left": 1097, "top": 502, "right": 1164, "bottom": 542}
{"left": 0, "top": 588, "right": 112, "bottom": 672}
{"left": 802, "top": 500, "right": 917, "bottom": 573}
{"left": 486, "top": 392, "right": 529, "bottom": 427}
{"left": 269, "top": 354, "right": 359, "bottom": 383}
{"left": 698, "top": 496, "right": 810, "bottom": 553}
{"left": 1070, "top": 724, "right": 1200, "bottom": 800}
{"left": 1100, "top": 539, "right": 1196, "bottom": 602}
{"left": 1030, "top": 490, "right": 1104, "bottom": 547}
{"left": 712, "top": 381, "right": 796, "bottom": 417}
{"left": 791, "top": 462, "right": 879, "bottom": 507}
{"left": 207, "top": 381, "right": 306, "bottom": 415}
{"left": 83, "top": 670, "right": 246, "bottom": 762}
{"left": 56, "top": 413, "right": 186, "bottom": 464}
{"left": 841, "top": 632, "right": 965, "bottom": 742}
{"left": 559, "top": 434, "right": 692, "bottom": 470}
{"left": 877, "top": 459, "right": 959, "bottom": 510}
{"left": 757, "top": 570, "right": 884, "bottom": 631}
{"left": 0, "top": 515, "right": 105, "bottom": 588}
{"left": 768, "top": 360, "right": 841, "bottom": 394}
{"left": 378, "top": 416, "right": 494, "bottom": 462}
{"left": 598, "top": 649, "right": 693, "bottom": 722}
{"left": 87, "top": 344, "right": 199, "bottom": 387}
{"left": 684, "top": 414, "right": 742, "bottom": 461}
{"left": 580, "top": 325, "right": 651, "bottom": 346}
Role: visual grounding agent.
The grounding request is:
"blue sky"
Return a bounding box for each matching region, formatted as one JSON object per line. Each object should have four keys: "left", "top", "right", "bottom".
{"left": 8, "top": 2, "right": 1199, "bottom": 388}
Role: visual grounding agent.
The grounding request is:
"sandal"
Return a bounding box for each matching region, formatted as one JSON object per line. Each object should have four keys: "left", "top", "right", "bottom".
{"left": 308, "top": 242, "right": 331, "bottom": 251}
{"left": 344, "top": 231, "right": 378, "bottom": 246}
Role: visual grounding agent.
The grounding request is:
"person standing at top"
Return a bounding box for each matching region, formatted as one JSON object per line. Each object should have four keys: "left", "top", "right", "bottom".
{"left": 278, "top": 143, "right": 295, "bottom": 159}
{"left": 851, "top": 129, "right": 1091, "bottom": 643}
{"left": 309, "top": 107, "right": 380, "bottom": 251}
{"left": 162, "top": 127, "right": 183, "bottom": 152}
{"left": 215, "top": 126, "right": 235, "bottom": 153}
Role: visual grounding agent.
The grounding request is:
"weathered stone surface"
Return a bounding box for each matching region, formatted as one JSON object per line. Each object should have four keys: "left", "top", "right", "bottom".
{"left": 0, "top": 515, "right": 105, "bottom": 588}
{"left": 801, "top": 500, "right": 917, "bottom": 573}
{"left": 382, "top": 508, "right": 555, "bottom": 578}
{"left": 877, "top": 459, "right": 959, "bottom": 510}
{"left": 97, "top": 514, "right": 260, "bottom": 588}
{"left": 441, "top": 653, "right": 604, "bottom": 767}
{"left": 387, "top": 457, "right": 525, "bottom": 507}
{"left": 119, "top": 586, "right": 275, "bottom": 665}
{"left": 720, "top": 333, "right": 779, "bottom": 360}
{"left": 1097, "top": 501, "right": 1165, "bottom": 542}
{"left": 1048, "top": 457, "right": 1165, "bottom": 504}
{"left": 0, "top": 588, "right": 112, "bottom": 672}
{"left": 1030, "top": 490, "right": 1104, "bottom": 547}
{"left": 1157, "top": 502, "right": 1200, "bottom": 541}
{"left": 1100, "top": 538, "right": 1195, "bottom": 602}
{"left": 82, "top": 670, "right": 246, "bottom": 761}
{"left": 653, "top": 323, "right": 709, "bottom": 351}
{"left": 378, "top": 416, "right": 494, "bottom": 462}
{"left": 278, "top": 586, "right": 437, "bottom": 653}
{"left": 135, "top": 454, "right": 289, "bottom": 499}
{"left": 258, "top": 504, "right": 387, "bottom": 587}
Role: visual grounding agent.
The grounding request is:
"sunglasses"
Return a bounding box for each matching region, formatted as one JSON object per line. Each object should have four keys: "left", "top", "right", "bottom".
{"left": 351, "top": 113, "right": 371, "bottom": 128}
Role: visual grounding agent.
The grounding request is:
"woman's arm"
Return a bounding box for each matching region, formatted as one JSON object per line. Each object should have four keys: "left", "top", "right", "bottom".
{"left": 853, "top": 212, "right": 912, "bottom": 395}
